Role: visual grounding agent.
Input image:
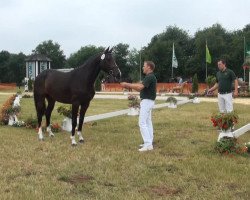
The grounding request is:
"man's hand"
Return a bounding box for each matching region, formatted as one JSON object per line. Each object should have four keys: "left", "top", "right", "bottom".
{"left": 233, "top": 91, "right": 238, "bottom": 98}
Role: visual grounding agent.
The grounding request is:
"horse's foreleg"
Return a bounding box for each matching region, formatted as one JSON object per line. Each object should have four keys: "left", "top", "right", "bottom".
{"left": 45, "top": 97, "right": 55, "bottom": 137}
{"left": 71, "top": 103, "right": 79, "bottom": 146}
{"left": 77, "top": 102, "right": 90, "bottom": 143}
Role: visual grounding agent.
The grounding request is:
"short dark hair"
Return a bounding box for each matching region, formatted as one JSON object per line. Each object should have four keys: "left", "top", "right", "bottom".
{"left": 145, "top": 61, "right": 155, "bottom": 71}
{"left": 218, "top": 58, "right": 226, "bottom": 65}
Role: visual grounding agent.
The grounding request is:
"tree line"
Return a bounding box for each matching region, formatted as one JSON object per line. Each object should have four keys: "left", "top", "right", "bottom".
{"left": 1, "top": 23, "right": 250, "bottom": 86}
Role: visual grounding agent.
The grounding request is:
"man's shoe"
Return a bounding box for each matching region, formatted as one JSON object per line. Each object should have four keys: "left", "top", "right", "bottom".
{"left": 138, "top": 145, "right": 153, "bottom": 152}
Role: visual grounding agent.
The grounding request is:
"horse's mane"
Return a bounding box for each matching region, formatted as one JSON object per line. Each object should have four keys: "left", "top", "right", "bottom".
{"left": 77, "top": 52, "right": 102, "bottom": 69}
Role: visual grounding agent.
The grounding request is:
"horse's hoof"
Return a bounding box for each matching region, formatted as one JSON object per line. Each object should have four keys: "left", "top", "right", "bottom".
{"left": 71, "top": 143, "right": 77, "bottom": 147}
{"left": 79, "top": 139, "right": 84, "bottom": 143}
{"left": 49, "top": 134, "right": 55, "bottom": 137}
{"left": 38, "top": 138, "right": 44, "bottom": 141}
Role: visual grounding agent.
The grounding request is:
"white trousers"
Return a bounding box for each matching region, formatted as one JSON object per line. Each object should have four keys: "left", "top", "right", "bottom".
{"left": 139, "top": 99, "right": 155, "bottom": 146}
{"left": 218, "top": 93, "right": 233, "bottom": 113}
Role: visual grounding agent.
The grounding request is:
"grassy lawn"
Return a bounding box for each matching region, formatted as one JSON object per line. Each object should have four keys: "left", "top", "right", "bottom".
{"left": 0, "top": 98, "right": 250, "bottom": 199}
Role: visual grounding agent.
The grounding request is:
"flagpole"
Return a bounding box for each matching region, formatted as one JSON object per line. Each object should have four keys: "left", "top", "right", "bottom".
{"left": 244, "top": 36, "right": 246, "bottom": 82}
{"left": 206, "top": 40, "right": 208, "bottom": 80}
{"left": 139, "top": 47, "right": 142, "bottom": 82}
{"left": 171, "top": 43, "right": 174, "bottom": 79}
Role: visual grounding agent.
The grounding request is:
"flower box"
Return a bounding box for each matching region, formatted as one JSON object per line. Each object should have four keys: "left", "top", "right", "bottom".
{"left": 211, "top": 112, "right": 239, "bottom": 141}
{"left": 192, "top": 97, "right": 200, "bottom": 104}
{"left": 62, "top": 117, "right": 79, "bottom": 132}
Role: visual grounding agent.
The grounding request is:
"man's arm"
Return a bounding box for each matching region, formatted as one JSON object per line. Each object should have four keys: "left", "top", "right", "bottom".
{"left": 208, "top": 83, "right": 218, "bottom": 93}
{"left": 120, "top": 82, "right": 144, "bottom": 92}
{"left": 233, "top": 79, "right": 238, "bottom": 97}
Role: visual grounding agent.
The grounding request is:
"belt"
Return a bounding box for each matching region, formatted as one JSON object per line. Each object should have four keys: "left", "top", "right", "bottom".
{"left": 218, "top": 91, "right": 232, "bottom": 94}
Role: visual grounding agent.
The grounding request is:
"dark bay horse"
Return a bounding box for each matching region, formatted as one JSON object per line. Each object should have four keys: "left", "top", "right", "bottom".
{"left": 34, "top": 47, "right": 121, "bottom": 145}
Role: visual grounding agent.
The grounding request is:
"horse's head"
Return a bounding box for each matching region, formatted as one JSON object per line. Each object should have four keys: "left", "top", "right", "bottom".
{"left": 100, "top": 47, "right": 121, "bottom": 82}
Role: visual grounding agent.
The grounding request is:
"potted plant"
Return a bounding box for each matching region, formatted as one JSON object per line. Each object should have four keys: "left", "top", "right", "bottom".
{"left": 189, "top": 94, "right": 200, "bottom": 104}
{"left": 57, "top": 105, "right": 78, "bottom": 131}
{"left": 215, "top": 137, "right": 248, "bottom": 155}
{"left": 166, "top": 96, "right": 177, "bottom": 108}
{"left": 211, "top": 111, "right": 239, "bottom": 141}
{"left": 127, "top": 95, "right": 140, "bottom": 116}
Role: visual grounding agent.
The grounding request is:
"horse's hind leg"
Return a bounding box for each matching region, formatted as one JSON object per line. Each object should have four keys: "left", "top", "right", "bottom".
{"left": 45, "top": 96, "right": 55, "bottom": 137}
{"left": 36, "top": 97, "right": 46, "bottom": 140}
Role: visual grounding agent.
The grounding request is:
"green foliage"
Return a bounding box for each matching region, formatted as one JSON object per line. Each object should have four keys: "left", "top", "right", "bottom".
{"left": 211, "top": 111, "right": 239, "bottom": 131}
{"left": 192, "top": 74, "right": 198, "bottom": 93}
{"left": 33, "top": 40, "right": 66, "bottom": 69}
{"left": 0, "top": 51, "right": 26, "bottom": 84}
{"left": 57, "top": 106, "right": 72, "bottom": 118}
{"left": 24, "top": 116, "right": 37, "bottom": 129}
{"left": 28, "top": 78, "right": 33, "bottom": 91}
{"left": 206, "top": 75, "right": 216, "bottom": 88}
{"left": 166, "top": 96, "right": 177, "bottom": 104}
{"left": 67, "top": 45, "right": 104, "bottom": 68}
{"left": 127, "top": 95, "right": 140, "bottom": 108}
{"left": 215, "top": 137, "right": 248, "bottom": 155}
{"left": 51, "top": 123, "right": 61, "bottom": 133}
{"left": 95, "top": 76, "right": 101, "bottom": 91}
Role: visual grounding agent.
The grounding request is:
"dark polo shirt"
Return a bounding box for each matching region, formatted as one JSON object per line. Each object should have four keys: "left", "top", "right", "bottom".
{"left": 140, "top": 73, "right": 157, "bottom": 100}
{"left": 216, "top": 68, "right": 236, "bottom": 94}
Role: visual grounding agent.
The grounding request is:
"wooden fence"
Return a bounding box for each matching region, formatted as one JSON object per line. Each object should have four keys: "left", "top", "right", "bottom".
{"left": 0, "top": 83, "right": 17, "bottom": 90}
{"left": 102, "top": 83, "right": 208, "bottom": 94}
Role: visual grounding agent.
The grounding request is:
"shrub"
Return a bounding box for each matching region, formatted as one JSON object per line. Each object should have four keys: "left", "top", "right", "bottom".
{"left": 51, "top": 123, "right": 61, "bottom": 132}
{"left": 28, "top": 78, "right": 33, "bottom": 92}
{"left": 128, "top": 95, "right": 140, "bottom": 108}
{"left": 205, "top": 75, "right": 216, "bottom": 88}
{"left": 0, "top": 95, "right": 18, "bottom": 124}
{"left": 166, "top": 96, "right": 177, "bottom": 104}
{"left": 25, "top": 117, "right": 37, "bottom": 129}
{"left": 192, "top": 74, "right": 198, "bottom": 93}
{"left": 57, "top": 106, "right": 72, "bottom": 118}
{"left": 215, "top": 137, "right": 248, "bottom": 155}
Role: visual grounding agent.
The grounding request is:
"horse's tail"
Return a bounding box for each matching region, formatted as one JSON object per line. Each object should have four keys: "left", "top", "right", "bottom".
{"left": 34, "top": 71, "right": 49, "bottom": 116}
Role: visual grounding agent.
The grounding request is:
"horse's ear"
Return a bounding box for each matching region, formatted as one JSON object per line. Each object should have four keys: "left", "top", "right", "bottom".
{"left": 109, "top": 47, "right": 113, "bottom": 53}
{"left": 104, "top": 47, "right": 110, "bottom": 53}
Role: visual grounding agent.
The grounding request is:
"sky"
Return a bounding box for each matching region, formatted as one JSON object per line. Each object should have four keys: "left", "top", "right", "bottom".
{"left": 0, "top": 0, "right": 250, "bottom": 57}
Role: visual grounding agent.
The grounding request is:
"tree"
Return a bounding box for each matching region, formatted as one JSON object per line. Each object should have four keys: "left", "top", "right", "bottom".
{"left": 113, "top": 43, "right": 130, "bottom": 81}
{"left": 127, "top": 48, "right": 140, "bottom": 82}
{"left": 143, "top": 26, "right": 191, "bottom": 82}
{"left": 192, "top": 74, "right": 199, "bottom": 93}
{"left": 0, "top": 51, "right": 25, "bottom": 84}
{"left": 193, "top": 24, "right": 231, "bottom": 81}
{"left": 33, "top": 40, "right": 66, "bottom": 69}
{"left": 67, "top": 45, "right": 104, "bottom": 68}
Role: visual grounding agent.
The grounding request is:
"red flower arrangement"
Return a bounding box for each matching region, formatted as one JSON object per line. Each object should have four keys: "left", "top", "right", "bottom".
{"left": 211, "top": 111, "right": 238, "bottom": 131}
{"left": 51, "top": 123, "right": 61, "bottom": 132}
{"left": 0, "top": 95, "right": 18, "bottom": 124}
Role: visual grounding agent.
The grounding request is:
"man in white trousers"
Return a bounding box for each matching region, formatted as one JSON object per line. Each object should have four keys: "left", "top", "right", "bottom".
{"left": 120, "top": 61, "right": 157, "bottom": 152}
{"left": 208, "top": 59, "right": 238, "bottom": 113}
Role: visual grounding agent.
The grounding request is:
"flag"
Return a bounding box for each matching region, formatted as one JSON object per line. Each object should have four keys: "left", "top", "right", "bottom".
{"left": 206, "top": 44, "right": 211, "bottom": 64}
{"left": 172, "top": 43, "right": 178, "bottom": 68}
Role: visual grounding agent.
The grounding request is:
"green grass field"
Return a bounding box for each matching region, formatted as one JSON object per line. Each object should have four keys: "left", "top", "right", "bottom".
{"left": 0, "top": 94, "right": 250, "bottom": 199}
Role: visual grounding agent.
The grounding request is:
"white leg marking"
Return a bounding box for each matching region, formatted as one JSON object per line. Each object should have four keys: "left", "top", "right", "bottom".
{"left": 38, "top": 127, "right": 44, "bottom": 141}
{"left": 77, "top": 131, "right": 84, "bottom": 143}
{"left": 70, "top": 136, "right": 77, "bottom": 146}
{"left": 47, "top": 126, "right": 54, "bottom": 137}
